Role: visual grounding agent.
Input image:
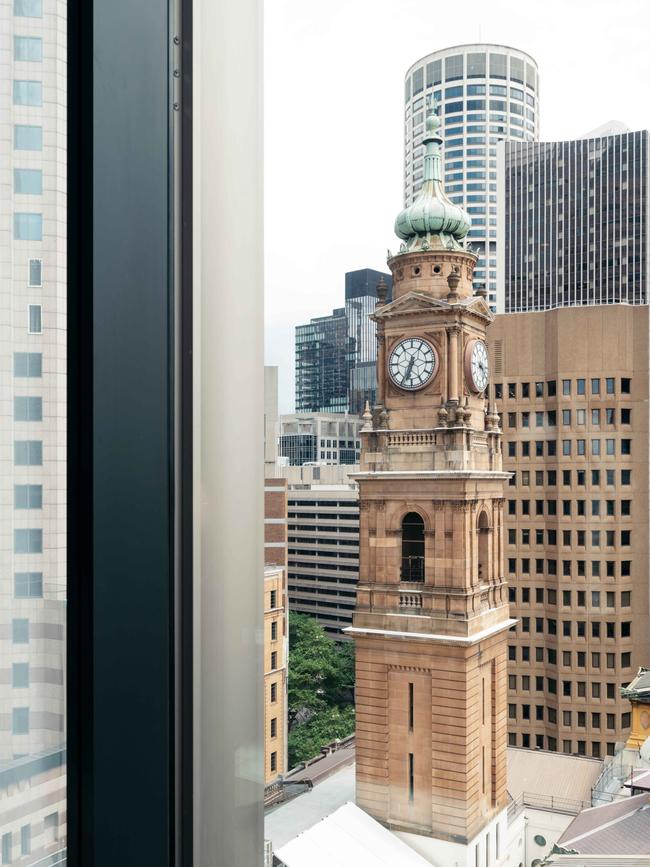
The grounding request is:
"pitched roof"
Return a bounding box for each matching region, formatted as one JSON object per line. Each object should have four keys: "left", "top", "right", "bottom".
{"left": 623, "top": 767, "right": 650, "bottom": 792}
{"left": 274, "top": 802, "right": 434, "bottom": 867}
{"left": 548, "top": 857, "right": 650, "bottom": 866}
{"left": 507, "top": 748, "right": 603, "bottom": 809}
{"left": 556, "top": 792, "right": 650, "bottom": 855}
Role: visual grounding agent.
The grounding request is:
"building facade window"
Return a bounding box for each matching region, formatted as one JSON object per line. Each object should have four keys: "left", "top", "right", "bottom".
{"left": 14, "top": 212, "right": 43, "bottom": 240}
{"left": 14, "top": 124, "right": 42, "bottom": 150}
{"left": 12, "top": 707, "right": 29, "bottom": 735}
{"left": 14, "top": 484, "right": 42, "bottom": 509}
{"left": 14, "top": 36, "right": 42, "bottom": 62}
{"left": 14, "top": 168, "right": 43, "bottom": 194}
{"left": 14, "top": 0, "right": 43, "bottom": 15}
{"left": 14, "top": 396, "right": 42, "bottom": 421}
{"left": 14, "top": 352, "right": 42, "bottom": 377}
{"left": 13, "top": 79, "right": 42, "bottom": 105}
{"left": 14, "top": 572, "right": 43, "bottom": 598}
{"left": 14, "top": 529, "right": 42, "bottom": 554}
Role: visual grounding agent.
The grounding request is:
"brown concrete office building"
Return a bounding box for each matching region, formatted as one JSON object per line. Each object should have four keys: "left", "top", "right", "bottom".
{"left": 489, "top": 305, "right": 649, "bottom": 758}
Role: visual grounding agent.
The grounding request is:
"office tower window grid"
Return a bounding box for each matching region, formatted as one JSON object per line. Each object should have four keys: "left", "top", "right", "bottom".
{"left": 287, "top": 489, "right": 359, "bottom": 638}
{"left": 295, "top": 269, "right": 391, "bottom": 414}
{"left": 278, "top": 414, "right": 362, "bottom": 466}
{"left": 295, "top": 308, "right": 351, "bottom": 413}
{"left": 500, "top": 132, "right": 649, "bottom": 312}
{"left": 1, "top": 0, "right": 67, "bottom": 858}
{"left": 345, "top": 269, "right": 392, "bottom": 414}
{"left": 403, "top": 44, "right": 539, "bottom": 309}
{"left": 490, "top": 307, "right": 645, "bottom": 758}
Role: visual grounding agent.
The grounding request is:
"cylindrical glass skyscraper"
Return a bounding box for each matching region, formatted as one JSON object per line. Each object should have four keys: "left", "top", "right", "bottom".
{"left": 403, "top": 44, "right": 540, "bottom": 309}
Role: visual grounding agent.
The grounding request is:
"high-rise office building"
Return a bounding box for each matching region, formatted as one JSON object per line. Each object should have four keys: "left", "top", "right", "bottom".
{"left": 278, "top": 413, "right": 361, "bottom": 466}
{"left": 287, "top": 485, "right": 359, "bottom": 639}
{"left": 294, "top": 269, "right": 391, "bottom": 414}
{"left": 498, "top": 129, "right": 649, "bottom": 312}
{"left": 345, "top": 268, "right": 393, "bottom": 414}
{"left": 276, "top": 465, "right": 359, "bottom": 639}
{"left": 295, "top": 307, "right": 351, "bottom": 413}
{"left": 0, "top": 0, "right": 67, "bottom": 859}
{"left": 489, "top": 305, "right": 648, "bottom": 758}
{"left": 404, "top": 44, "right": 539, "bottom": 309}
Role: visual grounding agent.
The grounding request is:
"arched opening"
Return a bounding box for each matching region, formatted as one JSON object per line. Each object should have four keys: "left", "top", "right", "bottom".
{"left": 478, "top": 510, "right": 490, "bottom": 584}
{"left": 401, "top": 512, "right": 425, "bottom": 582}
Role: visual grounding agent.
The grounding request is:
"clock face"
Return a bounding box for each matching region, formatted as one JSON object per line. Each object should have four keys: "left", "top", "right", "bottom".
{"left": 388, "top": 337, "right": 437, "bottom": 391}
{"left": 466, "top": 339, "right": 489, "bottom": 393}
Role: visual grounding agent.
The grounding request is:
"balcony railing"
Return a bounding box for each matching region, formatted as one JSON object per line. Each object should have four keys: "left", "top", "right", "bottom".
{"left": 401, "top": 556, "right": 424, "bottom": 582}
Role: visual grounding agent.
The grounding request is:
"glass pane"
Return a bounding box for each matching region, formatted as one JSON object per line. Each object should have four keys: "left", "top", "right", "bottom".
{"left": 444, "top": 53, "right": 463, "bottom": 81}
{"left": 510, "top": 56, "right": 524, "bottom": 83}
{"left": 13, "top": 79, "right": 42, "bottom": 106}
{"left": 14, "top": 213, "right": 43, "bottom": 241}
{"left": 14, "top": 124, "right": 42, "bottom": 150}
{"left": 2, "top": 0, "right": 67, "bottom": 862}
{"left": 14, "top": 169, "right": 43, "bottom": 194}
{"left": 14, "top": 36, "right": 43, "bottom": 61}
{"left": 28, "top": 258, "right": 42, "bottom": 286}
{"left": 14, "top": 0, "right": 43, "bottom": 15}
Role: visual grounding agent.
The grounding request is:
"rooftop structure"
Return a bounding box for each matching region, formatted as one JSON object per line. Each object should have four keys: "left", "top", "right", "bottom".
{"left": 550, "top": 793, "right": 650, "bottom": 861}
{"left": 275, "top": 802, "right": 434, "bottom": 867}
{"left": 265, "top": 746, "right": 608, "bottom": 866}
{"left": 507, "top": 748, "right": 603, "bottom": 813}
{"left": 278, "top": 413, "right": 362, "bottom": 466}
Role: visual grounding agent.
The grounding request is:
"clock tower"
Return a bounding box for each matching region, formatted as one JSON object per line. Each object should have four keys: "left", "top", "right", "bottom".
{"left": 347, "top": 103, "right": 514, "bottom": 855}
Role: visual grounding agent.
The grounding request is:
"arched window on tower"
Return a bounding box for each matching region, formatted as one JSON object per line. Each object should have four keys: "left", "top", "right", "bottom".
{"left": 478, "top": 510, "right": 490, "bottom": 584}
{"left": 401, "top": 512, "right": 425, "bottom": 582}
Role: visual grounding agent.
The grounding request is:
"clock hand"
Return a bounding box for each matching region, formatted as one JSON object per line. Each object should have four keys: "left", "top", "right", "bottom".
{"left": 404, "top": 356, "right": 415, "bottom": 382}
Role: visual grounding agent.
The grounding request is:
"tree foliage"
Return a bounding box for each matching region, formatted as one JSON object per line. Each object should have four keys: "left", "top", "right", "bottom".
{"left": 287, "top": 612, "right": 354, "bottom": 729}
{"left": 286, "top": 612, "right": 355, "bottom": 767}
{"left": 288, "top": 705, "right": 355, "bottom": 768}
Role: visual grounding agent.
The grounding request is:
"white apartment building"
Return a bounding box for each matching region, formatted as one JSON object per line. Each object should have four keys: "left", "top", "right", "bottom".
{"left": 0, "top": 0, "right": 67, "bottom": 776}
{"left": 403, "top": 44, "right": 539, "bottom": 309}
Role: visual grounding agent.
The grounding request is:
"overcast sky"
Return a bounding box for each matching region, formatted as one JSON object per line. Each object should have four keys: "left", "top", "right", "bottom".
{"left": 265, "top": 0, "right": 650, "bottom": 412}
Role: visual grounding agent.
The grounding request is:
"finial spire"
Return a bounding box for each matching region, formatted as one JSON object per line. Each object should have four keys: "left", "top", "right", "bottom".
{"left": 423, "top": 94, "right": 443, "bottom": 184}
{"left": 376, "top": 276, "right": 388, "bottom": 307}
{"left": 361, "top": 400, "right": 373, "bottom": 432}
{"left": 393, "top": 89, "right": 472, "bottom": 254}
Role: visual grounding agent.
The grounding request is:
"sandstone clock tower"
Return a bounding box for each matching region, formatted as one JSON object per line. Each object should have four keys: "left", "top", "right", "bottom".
{"left": 347, "top": 104, "right": 514, "bottom": 854}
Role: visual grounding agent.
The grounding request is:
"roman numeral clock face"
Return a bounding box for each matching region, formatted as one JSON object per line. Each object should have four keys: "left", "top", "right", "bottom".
{"left": 388, "top": 337, "right": 437, "bottom": 391}
{"left": 464, "top": 338, "right": 490, "bottom": 393}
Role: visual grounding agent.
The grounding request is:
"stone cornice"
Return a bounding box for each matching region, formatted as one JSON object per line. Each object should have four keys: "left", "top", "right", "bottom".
{"left": 352, "top": 470, "right": 512, "bottom": 481}
{"left": 343, "top": 618, "right": 518, "bottom": 646}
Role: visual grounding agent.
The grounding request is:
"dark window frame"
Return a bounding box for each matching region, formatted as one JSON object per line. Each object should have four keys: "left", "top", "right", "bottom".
{"left": 67, "top": 0, "right": 194, "bottom": 864}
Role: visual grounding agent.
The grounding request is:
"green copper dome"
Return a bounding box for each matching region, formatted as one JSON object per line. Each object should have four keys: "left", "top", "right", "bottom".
{"left": 394, "top": 101, "right": 471, "bottom": 252}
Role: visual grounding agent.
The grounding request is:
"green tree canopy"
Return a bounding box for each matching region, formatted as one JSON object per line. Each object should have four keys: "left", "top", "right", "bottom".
{"left": 288, "top": 705, "right": 355, "bottom": 768}
{"left": 287, "top": 612, "right": 355, "bottom": 730}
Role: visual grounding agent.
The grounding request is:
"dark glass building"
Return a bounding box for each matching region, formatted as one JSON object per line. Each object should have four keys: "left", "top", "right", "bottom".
{"left": 499, "top": 130, "right": 649, "bottom": 312}
{"left": 295, "top": 308, "right": 351, "bottom": 413}
{"left": 294, "top": 268, "right": 392, "bottom": 414}
{"left": 345, "top": 268, "right": 392, "bottom": 414}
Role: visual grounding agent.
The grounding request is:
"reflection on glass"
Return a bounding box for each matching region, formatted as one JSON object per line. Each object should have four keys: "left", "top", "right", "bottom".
{"left": 1, "top": 0, "right": 67, "bottom": 863}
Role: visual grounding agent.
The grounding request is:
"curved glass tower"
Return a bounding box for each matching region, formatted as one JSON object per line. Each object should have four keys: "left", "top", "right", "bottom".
{"left": 404, "top": 44, "right": 540, "bottom": 309}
